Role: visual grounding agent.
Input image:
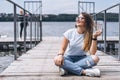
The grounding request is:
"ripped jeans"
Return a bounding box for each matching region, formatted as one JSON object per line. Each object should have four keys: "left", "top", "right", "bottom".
{"left": 61, "top": 55, "right": 97, "bottom": 76}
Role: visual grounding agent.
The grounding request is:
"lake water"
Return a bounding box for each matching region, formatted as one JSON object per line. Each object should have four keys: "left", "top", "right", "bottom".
{"left": 0, "top": 22, "right": 119, "bottom": 37}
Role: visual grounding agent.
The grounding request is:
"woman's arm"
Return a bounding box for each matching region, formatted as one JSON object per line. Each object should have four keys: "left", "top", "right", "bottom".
{"left": 89, "top": 38, "right": 97, "bottom": 55}
{"left": 58, "top": 37, "right": 69, "bottom": 55}
{"left": 54, "top": 37, "right": 69, "bottom": 66}
{"left": 89, "top": 30, "right": 102, "bottom": 55}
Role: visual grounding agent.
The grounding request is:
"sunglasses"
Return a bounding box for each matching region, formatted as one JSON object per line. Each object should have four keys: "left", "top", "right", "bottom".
{"left": 76, "top": 17, "right": 85, "bottom": 21}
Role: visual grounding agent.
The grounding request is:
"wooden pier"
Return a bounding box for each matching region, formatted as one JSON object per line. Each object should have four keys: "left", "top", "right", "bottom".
{"left": 0, "top": 37, "right": 39, "bottom": 44}
{"left": 0, "top": 37, "right": 40, "bottom": 52}
{"left": 0, "top": 37, "right": 120, "bottom": 80}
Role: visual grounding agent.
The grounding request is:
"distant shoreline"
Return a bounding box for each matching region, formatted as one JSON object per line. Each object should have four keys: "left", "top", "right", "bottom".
{"left": 0, "top": 13, "right": 119, "bottom": 22}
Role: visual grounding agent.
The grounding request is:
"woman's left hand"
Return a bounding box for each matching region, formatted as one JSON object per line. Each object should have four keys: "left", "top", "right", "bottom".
{"left": 93, "top": 30, "right": 102, "bottom": 38}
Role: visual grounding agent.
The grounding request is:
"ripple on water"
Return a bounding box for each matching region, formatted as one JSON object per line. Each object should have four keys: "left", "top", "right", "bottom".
{"left": 0, "top": 55, "right": 14, "bottom": 73}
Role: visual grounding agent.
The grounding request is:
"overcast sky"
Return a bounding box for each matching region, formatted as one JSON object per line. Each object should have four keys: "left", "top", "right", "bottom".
{"left": 0, "top": 0, "right": 120, "bottom": 14}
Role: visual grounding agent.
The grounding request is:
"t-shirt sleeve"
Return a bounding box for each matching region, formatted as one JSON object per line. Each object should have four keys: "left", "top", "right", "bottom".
{"left": 63, "top": 29, "right": 72, "bottom": 40}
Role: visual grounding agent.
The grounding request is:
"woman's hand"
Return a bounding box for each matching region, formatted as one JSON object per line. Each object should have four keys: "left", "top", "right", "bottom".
{"left": 54, "top": 55, "right": 64, "bottom": 66}
{"left": 93, "top": 30, "right": 102, "bottom": 38}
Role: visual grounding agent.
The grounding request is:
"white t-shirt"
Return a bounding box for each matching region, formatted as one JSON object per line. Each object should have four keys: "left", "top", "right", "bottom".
{"left": 63, "top": 28, "right": 86, "bottom": 56}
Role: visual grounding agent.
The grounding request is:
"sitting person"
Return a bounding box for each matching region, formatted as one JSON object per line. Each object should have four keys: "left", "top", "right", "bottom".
{"left": 54, "top": 12, "right": 102, "bottom": 77}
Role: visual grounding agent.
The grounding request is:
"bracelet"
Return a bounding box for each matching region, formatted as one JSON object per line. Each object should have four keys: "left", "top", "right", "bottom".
{"left": 92, "top": 38, "right": 97, "bottom": 41}
{"left": 57, "top": 54, "right": 63, "bottom": 56}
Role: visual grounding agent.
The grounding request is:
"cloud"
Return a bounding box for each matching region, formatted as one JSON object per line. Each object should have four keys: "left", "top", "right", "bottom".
{"left": 42, "top": 0, "right": 78, "bottom": 14}
{"left": 0, "top": 0, "right": 120, "bottom": 14}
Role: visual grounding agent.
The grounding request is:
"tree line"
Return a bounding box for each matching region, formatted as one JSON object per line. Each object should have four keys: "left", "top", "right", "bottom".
{"left": 0, "top": 13, "right": 119, "bottom": 22}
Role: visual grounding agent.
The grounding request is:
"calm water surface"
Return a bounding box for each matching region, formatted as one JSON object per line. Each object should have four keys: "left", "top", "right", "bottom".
{"left": 0, "top": 22, "right": 119, "bottom": 37}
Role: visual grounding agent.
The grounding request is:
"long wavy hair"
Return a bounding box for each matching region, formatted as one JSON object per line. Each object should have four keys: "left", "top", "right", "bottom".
{"left": 81, "top": 13, "right": 94, "bottom": 52}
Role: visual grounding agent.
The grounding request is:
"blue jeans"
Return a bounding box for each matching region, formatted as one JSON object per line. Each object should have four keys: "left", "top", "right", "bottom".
{"left": 61, "top": 55, "right": 96, "bottom": 76}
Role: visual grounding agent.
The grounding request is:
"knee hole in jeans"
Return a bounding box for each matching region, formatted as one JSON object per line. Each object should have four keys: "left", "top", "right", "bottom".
{"left": 91, "top": 55, "right": 99, "bottom": 64}
{"left": 86, "top": 60, "right": 91, "bottom": 67}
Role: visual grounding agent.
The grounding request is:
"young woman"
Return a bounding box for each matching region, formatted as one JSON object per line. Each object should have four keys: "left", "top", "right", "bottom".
{"left": 54, "top": 12, "right": 102, "bottom": 77}
{"left": 19, "top": 10, "right": 29, "bottom": 38}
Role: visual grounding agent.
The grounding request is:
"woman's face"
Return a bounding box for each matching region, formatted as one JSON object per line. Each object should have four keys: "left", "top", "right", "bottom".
{"left": 76, "top": 14, "right": 85, "bottom": 27}
{"left": 20, "top": 11, "right": 23, "bottom": 15}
